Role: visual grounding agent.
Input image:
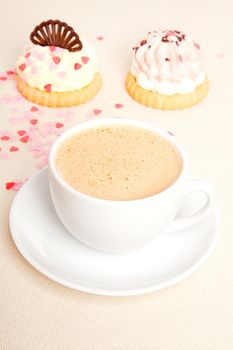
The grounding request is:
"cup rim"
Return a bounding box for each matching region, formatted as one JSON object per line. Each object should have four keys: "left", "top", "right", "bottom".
{"left": 49, "top": 118, "right": 188, "bottom": 204}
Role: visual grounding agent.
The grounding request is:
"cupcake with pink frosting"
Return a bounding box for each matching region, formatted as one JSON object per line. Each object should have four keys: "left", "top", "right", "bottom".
{"left": 16, "top": 20, "right": 102, "bottom": 107}
{"left": 126, "top": 29, "right": 208, "bottom": 110}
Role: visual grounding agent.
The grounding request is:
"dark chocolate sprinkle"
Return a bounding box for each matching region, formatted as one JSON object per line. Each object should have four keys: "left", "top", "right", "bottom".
{"left": 140, "top": 39, "right": 147, "bottom": 46}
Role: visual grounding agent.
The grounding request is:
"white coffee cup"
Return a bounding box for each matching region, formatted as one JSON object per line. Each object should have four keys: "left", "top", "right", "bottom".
{"left": 48, "top": 118, "right": 214, "bottom": 253}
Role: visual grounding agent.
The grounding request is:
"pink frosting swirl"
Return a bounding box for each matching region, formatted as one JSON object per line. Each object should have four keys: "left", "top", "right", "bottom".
{"left": 130, "top": 30, "right": 206, "bottom": 95}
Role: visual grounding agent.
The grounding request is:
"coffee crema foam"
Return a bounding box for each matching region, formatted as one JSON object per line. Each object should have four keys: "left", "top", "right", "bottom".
{"left": 55, "top": 125, "right": 182, "bottom": 200}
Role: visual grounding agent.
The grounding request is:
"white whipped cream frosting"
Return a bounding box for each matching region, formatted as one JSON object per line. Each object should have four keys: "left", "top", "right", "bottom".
{"left": 17, "top": 39, "right": 99, "bottom": 92}
{"left": 130, "top": 30, "right": 206, "bottom": 95}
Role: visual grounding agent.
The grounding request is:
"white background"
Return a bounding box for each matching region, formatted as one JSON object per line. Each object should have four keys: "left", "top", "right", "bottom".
{"left": 0, "top": 0, "right": 233, "bottom": 349}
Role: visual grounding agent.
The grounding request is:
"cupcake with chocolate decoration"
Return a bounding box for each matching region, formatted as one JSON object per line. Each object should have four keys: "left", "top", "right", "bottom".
{"left": 16, "top": 20, "right": 102, "bottom": 107}
{"left": 126, "top": 29, "right": 208, "bottom": 110}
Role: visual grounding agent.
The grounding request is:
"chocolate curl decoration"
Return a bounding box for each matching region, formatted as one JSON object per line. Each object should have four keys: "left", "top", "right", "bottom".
{"left": 30, "top": 20, "right": 83, "bottom": 52}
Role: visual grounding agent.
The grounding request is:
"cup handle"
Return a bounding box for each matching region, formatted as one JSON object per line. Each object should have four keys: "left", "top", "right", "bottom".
{"left": 166, "top": 179, "right": 214, "bottom": 233}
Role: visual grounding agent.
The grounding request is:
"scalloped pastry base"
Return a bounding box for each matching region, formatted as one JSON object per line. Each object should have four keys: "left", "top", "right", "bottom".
{"left": 125, "top": 73, "right": 208, "bottom": 110}
{"left": 16, "top": 73, "right": 102, "bottom": 107}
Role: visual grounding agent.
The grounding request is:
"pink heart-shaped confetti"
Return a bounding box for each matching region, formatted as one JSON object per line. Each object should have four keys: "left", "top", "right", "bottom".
{"left": 20, "top": 135, "right": 29, "bottom": 143}
{"left": 25, "top": 52, "right": 31, "bottom": 59}
{"left": 53, "top": 56, "right": 60, "bottom": 64}
{"left": 10, "top": 146, "right": 19, "bottom": 152}
{"left": 10, "top": 117, "right": 19, "bottom": 124}
{"left": 1, "top": 135, "right": 9, "bottom": 140}
{"left": 17, "top": 130, "right": 26, "bottom": 136}
{"left": 55, "top": 122, "right": 64, "bottom": 128}
{"left": 44, "top": 84, "right": 52, "bottom": 92}
{"left": 36, "top": 157, "right": 48, "bottom": 169}
{"left": 30, "top": 119, "right": 38, "bottom": 125}
{"left": 12, "top": 181, "right": 23, "bottom": 191}
{"left": 49, "top": 46, "right": 56, "bottom": 52}
{"left": 19, "top": 63, "right": 26, "bottom": 71}
{"left": 74, "top": 63, "right": 82, "bottom": 70}
{"left": 30, "top": 106, "right": 38, "bottom": 112}
{"left": 81, "top": 56, "right": 89, "bottom": 64}
{"left": 93, "top": 109, "right": 102, "bottom": 115}
{"left": 6, "top": 182, "right": 15, "bottom": 190}
{"left": 7, "top": 70, "right": 15, "bottom": 75}
{"left": 32, "top": 151, "right": 42, "bottom": 159}
{"left": 0, "top": 77, "right": 7, "bottom": 81}
{"left": 0, "top": 153, "right": 9, "bottom": 160}
{"left": 115, "top": 103, "right": 123, "bottom": 109}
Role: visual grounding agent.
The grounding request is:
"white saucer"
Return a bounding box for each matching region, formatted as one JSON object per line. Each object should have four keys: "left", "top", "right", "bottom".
{"left": 9, "top": 169, "right": 220, "bottom": 296}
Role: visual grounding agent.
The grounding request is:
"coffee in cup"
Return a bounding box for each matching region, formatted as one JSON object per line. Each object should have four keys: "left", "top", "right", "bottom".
{"left": 55, "top": 125, "right": 182, "bottom": 201}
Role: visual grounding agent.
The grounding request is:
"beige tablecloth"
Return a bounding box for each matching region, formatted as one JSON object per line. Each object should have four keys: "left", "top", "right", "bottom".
{"left": 0, "top": 0, "right": 233, "bottom": 349}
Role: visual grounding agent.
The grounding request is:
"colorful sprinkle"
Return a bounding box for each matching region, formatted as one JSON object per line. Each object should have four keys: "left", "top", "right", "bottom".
{"left": 25, "top": 52, "right": 31, "bottom": 59}
{"left": 30, "top": 119, "right": 38, "bottom": 125}
{"left": 19, "top": 63, "right": 26, "bottom": 71}
{"left": 81, "top": 56, "right": 89, "bottom": 64}
{"left": 55, "top": 122, "right": 64, "bottom": 128}
{"left": 44, "top": 84, "right": 52, "bottom": 92}
{"left": 93, "top": 109, "right": 102, "bottom": 115}
{"left": 74, "top": 63, "right": 82, "bottom": 70}
{"left": 0, "top": 77, "right": 7, "bottom": 81}
{"left": 31, "top": 106, "right": 38, "bottom": 112}
{"left": 194, "top": 43, "right": 200, "bottom": 50}
{"left": 97, "top": 36, "right": 104, "bottom": 41}
{"left": 53, "top": 56, "right": 61, "bottom": 64}
{"left": 115, "top": 103, "right": 123, "bottom": 109}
